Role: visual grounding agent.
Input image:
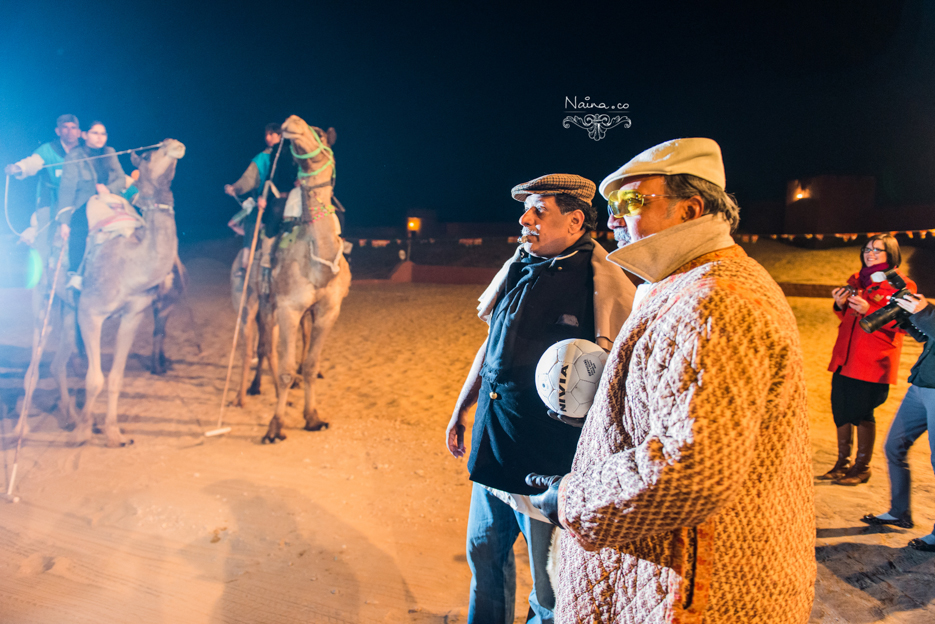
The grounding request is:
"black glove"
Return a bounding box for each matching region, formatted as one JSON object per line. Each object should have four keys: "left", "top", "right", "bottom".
{"left": 526, "top": 473, "right": 565, "bottom": 527}
{"left": 546, "top": 409, "right": 586, "bottom": 428}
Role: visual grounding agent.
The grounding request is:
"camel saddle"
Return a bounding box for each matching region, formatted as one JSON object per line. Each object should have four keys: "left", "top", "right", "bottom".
{"left": 86, "top": 193, "right": 146, "bottom": 244}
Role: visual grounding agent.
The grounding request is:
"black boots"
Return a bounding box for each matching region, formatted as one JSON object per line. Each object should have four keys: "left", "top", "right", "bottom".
{"left": 835, "top": 421, "right": 875, "bottom": 486}
{"left": 819, "top": 424, "right": 853, "bottom": 480}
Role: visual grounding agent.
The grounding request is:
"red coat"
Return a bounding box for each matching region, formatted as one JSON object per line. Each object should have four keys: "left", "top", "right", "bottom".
{"left": 827, "top": 270, "right": 916, "bottom": 385}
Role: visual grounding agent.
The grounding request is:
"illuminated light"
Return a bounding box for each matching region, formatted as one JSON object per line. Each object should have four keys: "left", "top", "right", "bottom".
{"left": 26, "top": 249, "right": 42, "bottom": 289}
{"left": 407, "top": 217, "right": 422, "bottom": 232}
{"left": 795, "top": 192, "right": 804, "bottom": 199}
{"left": 0, "top": 246, "right": 43, "bottom": 289}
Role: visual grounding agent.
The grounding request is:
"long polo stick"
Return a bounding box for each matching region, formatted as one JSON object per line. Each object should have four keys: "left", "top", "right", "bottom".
{"left": 4, "top": 242, "right": 67, "bottom": 502}
{"left": 208, "top": 138, "right": 285, "bottom": 437}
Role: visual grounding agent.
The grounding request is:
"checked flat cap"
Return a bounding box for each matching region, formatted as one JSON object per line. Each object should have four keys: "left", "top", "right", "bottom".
{"left": 511, "top": 173, "right": 596, "bottom": 204}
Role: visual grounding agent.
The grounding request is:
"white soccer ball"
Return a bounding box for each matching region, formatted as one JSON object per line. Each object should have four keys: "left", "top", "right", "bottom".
{"left": 535, "top": 338, "right": 607, "bottom": 419}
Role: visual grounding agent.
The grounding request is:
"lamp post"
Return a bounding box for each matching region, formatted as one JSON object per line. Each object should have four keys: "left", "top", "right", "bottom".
{"left": 406, "top": 217, "right": 421, "bottom": 261}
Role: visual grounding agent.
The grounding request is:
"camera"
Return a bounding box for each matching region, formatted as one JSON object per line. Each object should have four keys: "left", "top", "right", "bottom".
{"left": 859, "top": 268, "right": 923, "bottom": 338}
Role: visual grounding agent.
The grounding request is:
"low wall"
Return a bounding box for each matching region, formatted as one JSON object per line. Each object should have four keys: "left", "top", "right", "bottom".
{"left": 389, "top": 261, "right": 498, "bottom": 285}
{"left": 381, "top": 262, "right": 837, "bottom": 297}
{"left": 777, "top": 283, "right": 835, "bottom": 298}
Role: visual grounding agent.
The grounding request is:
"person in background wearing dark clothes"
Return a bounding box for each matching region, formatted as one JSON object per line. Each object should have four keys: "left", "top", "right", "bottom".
{"left": 56, "top": 121, "right": 126, "bottom": 290}
{"left": 445, "top": 174, "right": 634, "bottom": 624}
{"left": 823, "top": 234, "right": 916, "bottom": 485}
{"left": 861, "top": 291, "right": 935, "bottom": 551}
{"left": 256, "top": 136, "right": 298, "bottom": 276}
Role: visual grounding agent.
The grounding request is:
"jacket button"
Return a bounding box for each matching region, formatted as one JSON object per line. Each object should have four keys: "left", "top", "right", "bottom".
{"left": 557, "top": 266, "right": 563, "bottom": 271}
{"left": 489, "top": 391, "right": 499, "bottom": 400}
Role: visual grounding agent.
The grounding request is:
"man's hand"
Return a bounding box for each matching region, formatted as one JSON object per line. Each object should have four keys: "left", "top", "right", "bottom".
{"left": 896, "top": 292, "right": 929, "bottom": 315}
{"left": 848, "top": 295, "right": 870, "bottom": 315}
{"left": 224, "top": 184, "right": 237, "bottom": 197}
{"left": 95, "top": 183, "right": 109, "bottom": 196}
{"left": 258, "top": 196, "right": 267, "bottom": 211}
{"left": 4, "top": 163, "right": 22, "bottom": 176}
{"left": 547, "top": 409, "right": 585, "bottom": 428}
{"left": 526, "top": 473, "right": 565, "bottom": 527}
{"left": 446, "top": 412, "right": 467, "bottom": 458}
{"left": 19, "top": 226, "right": 38, "bottom": 246}
{"left": 60, "top": 223, "right": 71, "bottom": 240}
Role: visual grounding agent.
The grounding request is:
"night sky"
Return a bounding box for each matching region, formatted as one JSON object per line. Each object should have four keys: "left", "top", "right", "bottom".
{"left": 2, "top": 0, "right": 934, "bottom": 240}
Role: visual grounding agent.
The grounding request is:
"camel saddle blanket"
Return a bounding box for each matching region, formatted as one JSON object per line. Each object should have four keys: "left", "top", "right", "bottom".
{"left": 86, "top": 193, "right": 146, "bottom": 244}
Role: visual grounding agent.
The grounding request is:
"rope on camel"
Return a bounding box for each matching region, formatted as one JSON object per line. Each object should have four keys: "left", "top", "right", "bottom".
{"left": 3, "top": 142, "right": 164, "bottom": 237}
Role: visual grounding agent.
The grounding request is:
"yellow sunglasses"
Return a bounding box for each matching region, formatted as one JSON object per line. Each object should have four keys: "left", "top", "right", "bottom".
{"left": 607, "top": 189, "right": 677, "bottom": 217}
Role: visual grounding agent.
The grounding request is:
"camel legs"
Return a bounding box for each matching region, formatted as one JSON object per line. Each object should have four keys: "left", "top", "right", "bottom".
{"left": 100, "top": 297, "right": 149, "bottom": 447}
{"left": 268, "top": 321, "right": 281, "bottom": 396}
{"left": 151, "top": 302, "right": 170, "bottom": 375}
{"left": 236, "top": 298, "right": 259, "bottom": 406}
{"left": 50, "top": 299, "right": 78, "bottom": 430}
{"left": 263, "top": 304, "right": 303, "bottom": 443}
{"left": 300, "top": 299, "right": 343, "bottom": 432}
{"left": 74, "top": 311, "right": 105, "bottom": 445}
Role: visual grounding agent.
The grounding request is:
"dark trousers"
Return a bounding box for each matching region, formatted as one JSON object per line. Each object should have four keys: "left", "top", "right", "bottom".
{"left": 68, "top": 203, "right": 89, "bottom": 273}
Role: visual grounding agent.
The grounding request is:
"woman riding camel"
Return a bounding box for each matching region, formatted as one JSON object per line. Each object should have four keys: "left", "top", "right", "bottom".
{"left": 56, "top": 120, "right": 127, "bottom": 290}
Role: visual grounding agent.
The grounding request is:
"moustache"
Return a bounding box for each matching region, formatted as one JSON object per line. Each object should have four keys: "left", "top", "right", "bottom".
{"left": 613, "top": 227, "right": 632, "bottom": 246}
{"left": 519, "top": 227, "right": 540, "bottom": 244}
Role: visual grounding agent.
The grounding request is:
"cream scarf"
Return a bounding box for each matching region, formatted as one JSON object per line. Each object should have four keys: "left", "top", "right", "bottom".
{"left": 606, "top": 213, "right": 736, "bottom": 285}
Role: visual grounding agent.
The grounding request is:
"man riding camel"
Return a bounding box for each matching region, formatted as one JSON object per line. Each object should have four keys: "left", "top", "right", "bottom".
{"left": 5, "top": 114, "right": 82, "bottom": 248}
{"left": 225, "top": 123, "right": 282, "bottom": 275}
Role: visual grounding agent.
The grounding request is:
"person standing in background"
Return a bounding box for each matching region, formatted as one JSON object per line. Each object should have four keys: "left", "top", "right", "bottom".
{"left": 823, "top": 234, "right": 916, "bottom": 486}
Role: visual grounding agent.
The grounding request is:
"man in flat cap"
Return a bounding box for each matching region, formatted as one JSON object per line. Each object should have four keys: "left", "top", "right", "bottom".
{"left": 527, "top": 139, "right": 815, "bottom": 623}
{"left": 446, "top": 174, "right": 635, "bottom": 624}
{"left": 5, "top": 114, "right": 82, "bottom": 250}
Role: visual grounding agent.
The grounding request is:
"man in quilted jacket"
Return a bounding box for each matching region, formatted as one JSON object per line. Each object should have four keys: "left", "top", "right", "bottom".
{"left": 528, "top": 138, "right": 815, "bottom": 623}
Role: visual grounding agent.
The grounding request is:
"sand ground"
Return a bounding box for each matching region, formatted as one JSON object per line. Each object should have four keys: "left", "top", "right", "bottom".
{"left": 0, "top": 243, "right": 934, "bottom": 623}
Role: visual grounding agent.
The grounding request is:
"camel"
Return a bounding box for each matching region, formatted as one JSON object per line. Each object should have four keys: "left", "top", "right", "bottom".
{"left": 229, "top": 253, "right": 311, "bottom": 406}
{"left": 260, "top": 116, "right": 350, "bottom": 443}
{"left": 231, "top": 253, "right": 276, "bottom": 404}
{"left": 13, "top": 156, "right": 187, "bottom": 441}
{"left": 152, "top": 257, "right": 193, "bottom": 375}
{"left": 63, "top": 139, "right": 186, "bottom": 447}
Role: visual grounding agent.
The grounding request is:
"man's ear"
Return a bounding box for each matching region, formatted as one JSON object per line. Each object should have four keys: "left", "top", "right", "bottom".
{"left": 570, "top": 209, "right": 585, "bottom": 233}
{"left": 680, "top": 196, "right": 704, "bottom": 222}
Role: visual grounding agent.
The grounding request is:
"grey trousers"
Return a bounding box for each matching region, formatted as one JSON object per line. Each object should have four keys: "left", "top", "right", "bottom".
{"left": 883, "top": 385, "right": 935, "bottom": 529}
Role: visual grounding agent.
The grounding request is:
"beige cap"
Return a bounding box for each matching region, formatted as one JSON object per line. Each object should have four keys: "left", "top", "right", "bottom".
{"left": 599, "top": 138, "right": 726, "bottom": 199}
{"left": 511, "top": 173, "right": 596, "bottom": 204}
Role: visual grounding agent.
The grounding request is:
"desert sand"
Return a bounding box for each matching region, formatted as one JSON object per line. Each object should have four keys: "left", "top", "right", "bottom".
{"left": 1, "top": 240, "right": 934, "bottom": 623}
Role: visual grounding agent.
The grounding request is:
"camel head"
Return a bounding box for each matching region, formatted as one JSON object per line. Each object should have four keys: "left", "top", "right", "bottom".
{"left": 131, "top": 139, "right": 185, "bottom": 201}
{"left": 281, "top": 115, "right": 336, "bottom": 160}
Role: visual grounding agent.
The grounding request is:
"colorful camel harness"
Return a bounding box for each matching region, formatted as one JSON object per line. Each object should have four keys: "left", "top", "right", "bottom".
{"left": 281, "top": 127, "right": 343, "bottom": 275}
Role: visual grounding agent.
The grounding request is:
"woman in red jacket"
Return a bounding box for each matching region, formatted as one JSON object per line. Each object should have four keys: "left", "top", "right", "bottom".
{"left": 823, "top": 234, "right": 916, "bottom": 485}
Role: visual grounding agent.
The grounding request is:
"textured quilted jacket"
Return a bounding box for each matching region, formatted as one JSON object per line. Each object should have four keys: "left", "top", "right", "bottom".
{"left": 557, "top": 246, "right": 815, "bottom": 624}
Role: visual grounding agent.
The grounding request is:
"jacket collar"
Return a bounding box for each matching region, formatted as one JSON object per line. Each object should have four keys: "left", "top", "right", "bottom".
{"left": 606, "top": 214, "right": 736, "bottom": 283}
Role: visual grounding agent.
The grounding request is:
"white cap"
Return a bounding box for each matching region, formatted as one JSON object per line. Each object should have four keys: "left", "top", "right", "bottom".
{"left": 599, "top": 138, "right": 726, "bottom": 199}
